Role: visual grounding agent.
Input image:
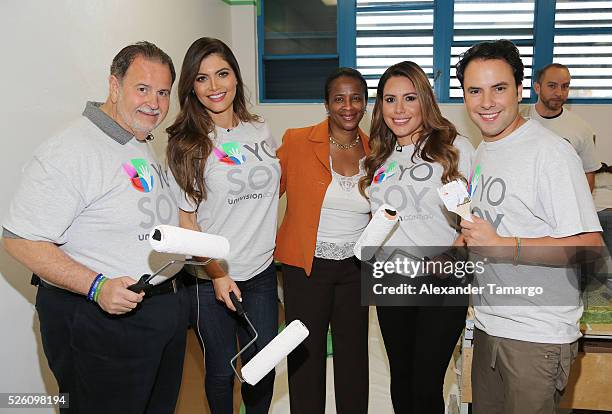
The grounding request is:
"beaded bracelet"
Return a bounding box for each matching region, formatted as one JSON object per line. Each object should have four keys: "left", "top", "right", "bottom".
{"left": 87, "top": 273, "right": 105, "bottom": 301}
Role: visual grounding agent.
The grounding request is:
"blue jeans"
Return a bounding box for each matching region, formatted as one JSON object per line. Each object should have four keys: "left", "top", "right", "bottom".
{"left": 187, "top": 262, "right": 278, "bottom": 414}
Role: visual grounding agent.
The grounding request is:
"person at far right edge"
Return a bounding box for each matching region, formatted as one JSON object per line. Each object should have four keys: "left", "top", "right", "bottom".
{"left": 455, "top": 39, "right": 604, "bottom": 414}
{"left": 522, "top": 63, "right": 600, "bottom": 191}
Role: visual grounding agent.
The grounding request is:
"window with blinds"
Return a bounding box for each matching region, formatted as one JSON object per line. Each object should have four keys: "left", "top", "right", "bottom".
{"left": 257, "top": 0, "right": 612, "bottom": 103}
{"left": 356, "top": 0, "right": 435, "bottom": 98}
{"left": 355, "top": 0, "right": 536, "bottom": 101}
{"left": 450, "top": 0, "right": 535, "bottom": 99}
{"left": 553, "top": 0, "right": 612, "bottom": 99}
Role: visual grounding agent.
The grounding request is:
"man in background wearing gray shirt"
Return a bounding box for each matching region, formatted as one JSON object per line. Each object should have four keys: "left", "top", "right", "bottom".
{"left": 2, "top": 42, "right": 188, "bottom": 413}
{"left": 523, "top": 63, "right": 600, "bottom": 191}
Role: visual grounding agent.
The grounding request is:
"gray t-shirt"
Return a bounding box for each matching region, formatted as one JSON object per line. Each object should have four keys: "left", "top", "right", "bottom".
{"left": 173, "top": 121, "right": 280, "bottom": 281}
{"left": 3, "top": 102, "right": 180, "bottom": 282}
{"left": 369, "top": 135, "right": 474, "bottom": 260}
{"left": 523, "top": 105, "right": 600, "bottom": 173}
{"left": 471, "top": 120, "right": 602, "bottom": 344}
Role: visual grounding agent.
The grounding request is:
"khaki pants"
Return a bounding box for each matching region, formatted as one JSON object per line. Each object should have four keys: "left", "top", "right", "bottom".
{"left": 472, "top": 328, "right": 578, "bottom": 414}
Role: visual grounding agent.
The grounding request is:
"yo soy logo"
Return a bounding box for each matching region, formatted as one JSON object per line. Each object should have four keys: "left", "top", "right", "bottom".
{"left": 373, "top": 161, "right": 398, "bottom": 184}
{"left": 122, "top": 158, "right": 154, "bottom": 193}
{"left": 214, "top": 142, "right": 247, "bottom": 165}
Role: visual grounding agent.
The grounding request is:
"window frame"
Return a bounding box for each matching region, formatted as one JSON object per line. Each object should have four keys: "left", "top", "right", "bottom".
{"left": 257, "top": 0, "right": 612, "bottom": 104}
{"left": 257, "top": 0, "right": 351, "bottom": 103}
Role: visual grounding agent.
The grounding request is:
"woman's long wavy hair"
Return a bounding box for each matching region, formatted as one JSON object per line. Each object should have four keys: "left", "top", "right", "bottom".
{"left": 359, "top": 61, "right": 462, "bottom": 197}
{"left": 166, "top": 37, "right": 260, "bottom": 207}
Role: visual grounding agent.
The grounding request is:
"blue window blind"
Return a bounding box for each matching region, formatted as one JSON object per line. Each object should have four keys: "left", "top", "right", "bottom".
{"left": 356, "top": 1, "right": 436, "bottom": 98}
{"left": 258, "top": 0, "right": 612, "bottom": 103}
{"left": 552, "top": 0, "right": 612, "bottom": 100}
{"left": 450, "top": 0, "right": 535, "bottom": 100}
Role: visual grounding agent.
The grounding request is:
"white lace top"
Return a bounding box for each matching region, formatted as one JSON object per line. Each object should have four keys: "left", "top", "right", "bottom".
{"left": 315, "top": 157, "right": 370, "bottom": 260}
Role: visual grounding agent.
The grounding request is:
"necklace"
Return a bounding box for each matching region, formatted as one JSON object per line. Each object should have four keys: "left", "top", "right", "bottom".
{"left": 396, "top": 134, "right": 424, "bottom": 152}
{"left": 329, "top": 135, "right": 360, "bottom": 150}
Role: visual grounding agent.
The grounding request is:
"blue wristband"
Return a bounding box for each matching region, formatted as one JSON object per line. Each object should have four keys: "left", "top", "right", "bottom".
{"left": 87, "top": 273, "right": 104, "bottom": 301}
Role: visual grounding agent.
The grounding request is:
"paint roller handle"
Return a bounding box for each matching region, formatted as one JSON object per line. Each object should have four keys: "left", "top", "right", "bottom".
{"left": 127, "top": 274, "right": 152, "bottom": 293}
{"left": 229, "top": 291, "right": 245, "bottom": 316}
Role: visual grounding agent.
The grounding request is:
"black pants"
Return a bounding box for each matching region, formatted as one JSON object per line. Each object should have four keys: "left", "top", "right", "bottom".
{"left": 35, "top": 273, "right": 190, "bottom": 414}
{"left": 282, "top": 257, "right": 369, "bottom": 414}
{"left": 376, "top": 305, "right": 467, "bottom": 414}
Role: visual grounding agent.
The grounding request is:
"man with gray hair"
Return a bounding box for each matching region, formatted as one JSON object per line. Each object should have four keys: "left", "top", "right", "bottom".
{"left": 2, "top": 41, "right": 189, "bottom": 413}
{"left": 523, "top": 63, "right": 600, "bottom": 191}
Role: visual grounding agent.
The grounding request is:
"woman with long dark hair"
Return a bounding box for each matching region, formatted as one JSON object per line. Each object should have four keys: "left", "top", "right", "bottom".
{"left": 359, "top": 61, "right": 474, "bottom": 413}
{"left": 166, "top": 37, "right": 279, "bottom": 414}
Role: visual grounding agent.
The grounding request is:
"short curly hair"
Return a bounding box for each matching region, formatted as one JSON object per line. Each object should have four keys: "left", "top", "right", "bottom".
{"left": 324, "top": 67, "right": 368, "bottom": 103}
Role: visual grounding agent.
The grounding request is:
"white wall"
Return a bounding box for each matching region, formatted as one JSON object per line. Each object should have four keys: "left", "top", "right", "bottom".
{"left": 0, "top": 0, "right": 230, "bottom": 404}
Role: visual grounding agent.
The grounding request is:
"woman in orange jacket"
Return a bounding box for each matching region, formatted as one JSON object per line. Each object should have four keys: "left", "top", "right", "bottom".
{"left": 276, "top": 67, "right": 370, "bottom": 414}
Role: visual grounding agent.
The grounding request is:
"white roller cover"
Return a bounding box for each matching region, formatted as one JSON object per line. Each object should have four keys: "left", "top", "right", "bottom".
{"left": 242, "top": 320, "right": 309, "bottom": 386}
{"left": 353, "top": 204, "right": 399, "bottom": 261}
{"left": 149, "top": 225, "right": 230, "bottom": 259}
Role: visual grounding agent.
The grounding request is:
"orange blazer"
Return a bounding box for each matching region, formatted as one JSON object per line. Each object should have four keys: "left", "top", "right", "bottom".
{"left": 275, "top": 118, "right": 370, "bottom": 276}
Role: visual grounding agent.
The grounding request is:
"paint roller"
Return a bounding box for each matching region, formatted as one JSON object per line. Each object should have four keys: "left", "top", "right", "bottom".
{"left": 134, "top": 225, "right": 309, "bottom": 384}
{"left": 128, "top": 225, "right": 230, "bottom": 293}
{"left": 228, "top": 292, "right": 309, "bottom": 385}
{"left": 353, "top": 203, "right": 399, "bottom": 261}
